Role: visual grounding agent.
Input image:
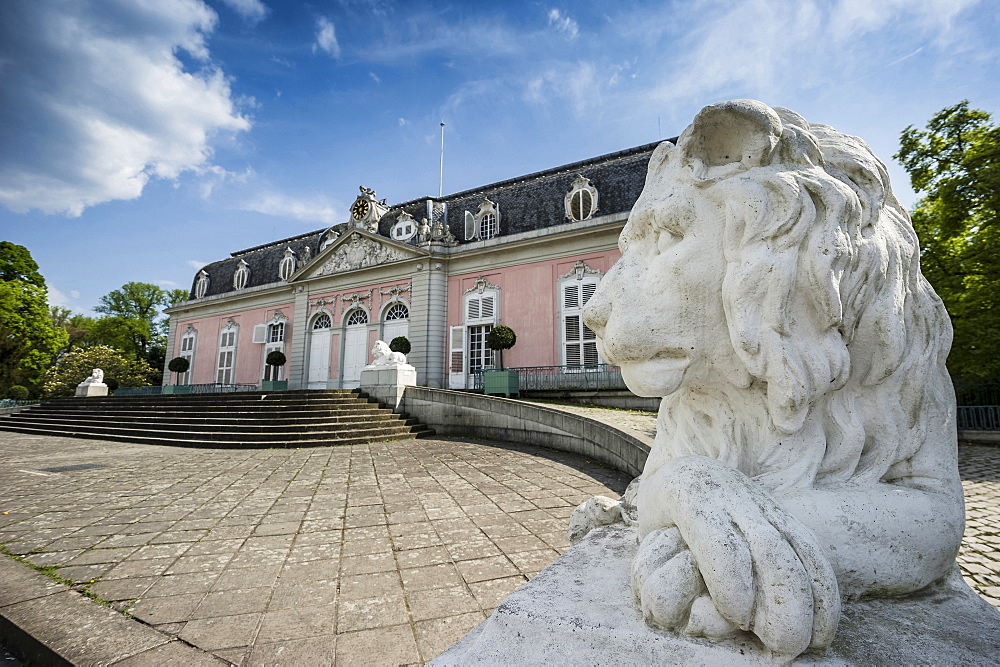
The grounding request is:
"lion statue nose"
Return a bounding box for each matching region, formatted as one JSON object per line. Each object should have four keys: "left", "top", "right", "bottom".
{"left": 583, "top": 292, "right": 610, "bottom": 339}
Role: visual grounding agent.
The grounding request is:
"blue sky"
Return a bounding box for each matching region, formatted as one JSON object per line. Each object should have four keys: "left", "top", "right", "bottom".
{"left": 1, "top": 0, "right": 998, "bottom": 315}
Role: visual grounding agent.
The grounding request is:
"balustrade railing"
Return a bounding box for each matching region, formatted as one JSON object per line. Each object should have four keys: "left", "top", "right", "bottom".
{"left": 471, "top": 364, "right": 626, "bottom": 392}
{"left": 115, "top": 383, "right": 259, "bottom": 397}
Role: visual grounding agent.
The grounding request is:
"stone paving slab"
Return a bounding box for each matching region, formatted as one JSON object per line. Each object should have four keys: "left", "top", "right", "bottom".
{"left": 0, "top": 432, "right": 630, "bottom": 664}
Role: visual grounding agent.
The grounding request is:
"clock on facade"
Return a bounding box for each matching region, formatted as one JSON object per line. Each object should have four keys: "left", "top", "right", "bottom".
{"left": 350, "top": 198, "right": 370, "bottom": 220}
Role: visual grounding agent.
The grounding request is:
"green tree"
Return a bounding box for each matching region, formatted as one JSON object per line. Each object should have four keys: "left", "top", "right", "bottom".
{"left": 93, "top": 282, "right": 167, "bottom": 357}
{"left": 895, "top": 101, "right": 1000, "bottom": 380}
{"left": 0, "top": 243, "right": 68, "bottom": 395}
{"left": 42, "top": 345, "right": 155, "bottom": 397}
{"left": 50, "top": 306, "right": 98, "bottom": 352}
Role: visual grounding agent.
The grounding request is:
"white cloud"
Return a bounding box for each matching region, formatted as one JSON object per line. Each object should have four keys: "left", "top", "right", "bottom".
{"left": 524, "top": 61, "right": 600, "bottom": 117}
{"left": 0, "top": 1, "right": 250, "bottom": 217}
{"left": 398, "top": 117, "right": 410, "bottom": 126}
{"left": 48, "top": 286, "right": 82, "bottom": 311}
{"left": 239, "top": 191, "right": 340, "bottom": 224}
{"left": 313, "top": 16, "right": 341, "bottom": 58}
{"left": 186, "top": 260, "right": 210, "bottom": 270}
{"left": 156, "top": 280, "right": 180, "bottom": 287}
{"left": 548, "top": 8, "right": 579, "bottom": 40}
{"left": 645, "top": 0, "right": 984, "bottom": 107}
{"left": 218, "top": 0, "right": 268, "bottom": 24}
{"left": 369, "top": 71, "right": 381, "bottom": 84}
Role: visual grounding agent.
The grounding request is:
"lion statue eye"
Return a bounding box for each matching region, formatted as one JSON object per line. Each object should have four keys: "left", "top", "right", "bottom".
{"left": 656, "top": 229, "right": 683, "bottom": 254}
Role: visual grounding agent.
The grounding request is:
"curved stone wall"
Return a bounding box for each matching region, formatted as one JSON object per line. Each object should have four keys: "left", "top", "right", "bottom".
{"left": 400, "top": 386, "right": 649, "bottom": 477}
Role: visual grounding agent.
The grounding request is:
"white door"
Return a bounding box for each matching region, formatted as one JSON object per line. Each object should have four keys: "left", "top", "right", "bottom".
{"left": 382, "top": 321, "right": 408, "bottom": 346}
{"left": 342, "top": 327, "right": 368, "bottom": 389}
{"left": 308, "top": 314, "right": 332, "bottom": 389}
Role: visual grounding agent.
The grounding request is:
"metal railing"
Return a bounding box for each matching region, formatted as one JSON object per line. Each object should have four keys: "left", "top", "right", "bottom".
{"left": 0, "top": 399, "right": 40, "bottom": 409}
{"left": 957, "top": 406, "right": 1000, "bottom": 431}
{"left": 115, "top": 383, "right": 259, "bottom": 397}
{"left": 954, "top": 380, "right": 1000, "bottom": 407}
{"left": 471, "top": 364, "right": 626, "bottom": 392}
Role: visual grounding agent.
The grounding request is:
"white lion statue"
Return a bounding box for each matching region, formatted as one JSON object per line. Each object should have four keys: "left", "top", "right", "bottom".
{"left": 370, "top": 339, "right": 407, "bottom": 366}
{"left": 581, "top": 100, "right": 964, "bottom": 659}
{"left": 80, "top": 368, "right": 104, "bottom": 385}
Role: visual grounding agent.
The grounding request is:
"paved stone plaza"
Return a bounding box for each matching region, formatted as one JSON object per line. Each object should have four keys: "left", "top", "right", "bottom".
{"left": 0, "top": 431, "right": 630, "bottom": 664}
{"left": 0, "top": 405, "right": 997, "bottom": 664}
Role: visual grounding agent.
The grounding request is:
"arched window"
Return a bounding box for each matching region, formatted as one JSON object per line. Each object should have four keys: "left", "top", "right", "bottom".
{"left": 480, "top": 213, "right": 498, "bottom": 239}
{"left": 194, "top": 270, "right": 210, "bottom": 299}
{"left": 384, "top": 303, "right": 409, "bottom": 321}
{"left": 565, "top": 174, "right": 599, "bottom": 222}
{"left": 346, "top": 309, "right": 369, "bottom": 326}
{"left": 313, "top": 313, "right": 332, "bottom": 329}
{"left": 233, "top": 260, "right": 250, "bottom": 290}
{"left": 278, "top": 248, "right": 296, "bottom": 281}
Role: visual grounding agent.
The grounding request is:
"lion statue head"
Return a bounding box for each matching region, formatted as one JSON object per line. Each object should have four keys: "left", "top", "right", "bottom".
{"left": 577, "top": 100, "right": 966, "bottom": 659}
{"left": 585, "top": 99, "right": 958, "bottom": 493}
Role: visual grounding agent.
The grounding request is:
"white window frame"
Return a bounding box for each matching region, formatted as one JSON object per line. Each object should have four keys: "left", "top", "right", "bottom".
{"left": 261, "top": 311, "right": 289, "bottom": 381}
{"left": 194, "top": 270, "right": 210, "bottom": 299}
{"left": 216, "top": 321, "right": 239, "bottom": 385}
{"left": 278, "top": 247, "right": 296, "bottom": 281}
{"left": 463, "top": 285, "right": 499, "bottom": 384}
{"left": 233, "top": 259, "right": 250, "bottom": 290}
{"left": 178, "top": 325, "right": 197, "bottom": 385}
{"left": 560, "top": 275, "right": 601, "bottom": 368}
{"left": 564, "top": 174, "right": 599, "bottom": 222}
{"left": 464, "top": 198, "right": 501, "bottom": 241}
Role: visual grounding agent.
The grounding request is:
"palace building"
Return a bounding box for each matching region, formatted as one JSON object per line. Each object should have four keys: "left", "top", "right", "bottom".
{"left": 163, "top": 141, "right": 660, "bottom": 391}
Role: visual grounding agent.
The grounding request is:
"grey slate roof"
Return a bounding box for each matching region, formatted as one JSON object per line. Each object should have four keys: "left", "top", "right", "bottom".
{"left": 188, "top": 141, "right": 665, "bottom": 299}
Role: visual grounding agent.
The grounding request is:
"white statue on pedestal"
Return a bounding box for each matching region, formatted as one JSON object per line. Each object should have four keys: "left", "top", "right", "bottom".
{"left": 367, "top": 339, "right": 407, "bottom": 367}
{"left": 75, "top": 368, "right": 108, "bottom": 397}
{"left": 580, "top": 100, "right": 964, "bottom": 659}
{"left": 80, "top": 368, "right": 104, "bottom": 385}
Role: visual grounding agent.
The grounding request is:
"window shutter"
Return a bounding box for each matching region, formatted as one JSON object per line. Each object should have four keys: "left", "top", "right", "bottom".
{"left": 465, "top": 211, "right": 476, "bottom": 240}
{"left": 480, "top": 295, "right": 494, "bottom": 320}
{"left": 467, "top": 298, "right": 480, "bottom": 320}
{"left": 582, "top": 282, "right": 597, "bottom": 306}
{"left": 564, "top": 284, "right": 580, "bottom": 310}
{"left": 253, "top": 324, "right": 267, "bottom": 343}
{"left": 449, "top": 325, "right": 465, "bottom": 389}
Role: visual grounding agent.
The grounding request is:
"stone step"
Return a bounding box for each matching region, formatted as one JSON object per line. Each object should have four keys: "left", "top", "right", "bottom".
{"left": 0, "top": 389, "right": 434, "bottom": 448}
{"left": 0, "top": 423, "right": 425, "bottom": 449}
{"left": 0, "top": 420, "right": 418, "bottom": 442}
{"left": 8, "top": 415, "right": 404, "bottom": 434}
{"left": 6, "top": 412, "right": 400, "bottom": 427}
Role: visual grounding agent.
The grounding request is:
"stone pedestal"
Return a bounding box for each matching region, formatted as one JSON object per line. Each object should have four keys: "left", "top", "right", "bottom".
{"left": 75, "top": 382, "right": 108, "bottom": 397}
{"left": 359, "top": 363, "right": 416, "bottom": 412}
{"left": 434, "top": 524, "right": 1000, "bottom": 665}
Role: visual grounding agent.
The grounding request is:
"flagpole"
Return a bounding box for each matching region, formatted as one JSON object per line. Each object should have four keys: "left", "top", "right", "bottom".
{"left": 438, "top": 122, "right": 445, "bottom": 198}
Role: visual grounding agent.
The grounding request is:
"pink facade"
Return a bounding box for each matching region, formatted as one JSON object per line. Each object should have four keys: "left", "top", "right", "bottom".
{"left": 447, "top": 250, "right": 622, "bottom": 373}
{"left": 173, "top": 304, "right": 294, "bottom": 386}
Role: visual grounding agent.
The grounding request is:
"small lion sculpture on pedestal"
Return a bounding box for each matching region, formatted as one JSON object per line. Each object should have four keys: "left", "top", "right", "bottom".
{"left": 369, "top": 340, "right": 407, "bottom": 366}
{"left": 579, "top": 100, "right": 964, "bottom": 659}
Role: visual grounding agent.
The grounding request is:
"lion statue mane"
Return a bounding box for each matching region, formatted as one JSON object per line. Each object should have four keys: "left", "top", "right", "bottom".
{"left": 581, "top": 100, "right": 965, "bottom": 659}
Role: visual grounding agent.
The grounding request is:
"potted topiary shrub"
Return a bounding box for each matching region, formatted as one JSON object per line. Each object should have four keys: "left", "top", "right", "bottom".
{"left": 7, "top": 385, "right": 30, "bottom": 401}
{"left": 389, "top": 336, "right": 411, "bottom": 356}
{"left": 483, "top": 325, "right": 519, "bottom": 398}
{"left": 261, "top": 350, "right": 288, "bottom": 390}
{"left": 164, "top": 357, "right": 192, "bottom": 394}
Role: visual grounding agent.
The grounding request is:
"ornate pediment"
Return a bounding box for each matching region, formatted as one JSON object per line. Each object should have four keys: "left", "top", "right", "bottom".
{"left": 301, "top": 230, "right": 423, "bottom": 279}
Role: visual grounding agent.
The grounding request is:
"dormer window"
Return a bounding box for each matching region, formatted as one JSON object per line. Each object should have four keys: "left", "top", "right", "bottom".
{"left": 278, "top": 247, "right": 296, "bottom": 281}
{"left": 391, "top": 213, "right": 417, "bottom": 241}
{"left": 319, "top": 229, "right": 339, "bottom": 251}
{"left": 233, "top": 259, "right": 250, "bottom": 290}
{"left": 464, "top": 198, "right": 501, "bottom": 241}
{"left": 565, "top": 174, "right": 599, "bottom": 221}
{"left": 194, "top": 270, "right": 210, "bottom": 299}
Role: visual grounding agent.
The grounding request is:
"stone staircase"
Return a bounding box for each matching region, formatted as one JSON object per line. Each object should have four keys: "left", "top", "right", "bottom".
{"left": 0, "top": 389, "right": 435, "bottom": 448}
